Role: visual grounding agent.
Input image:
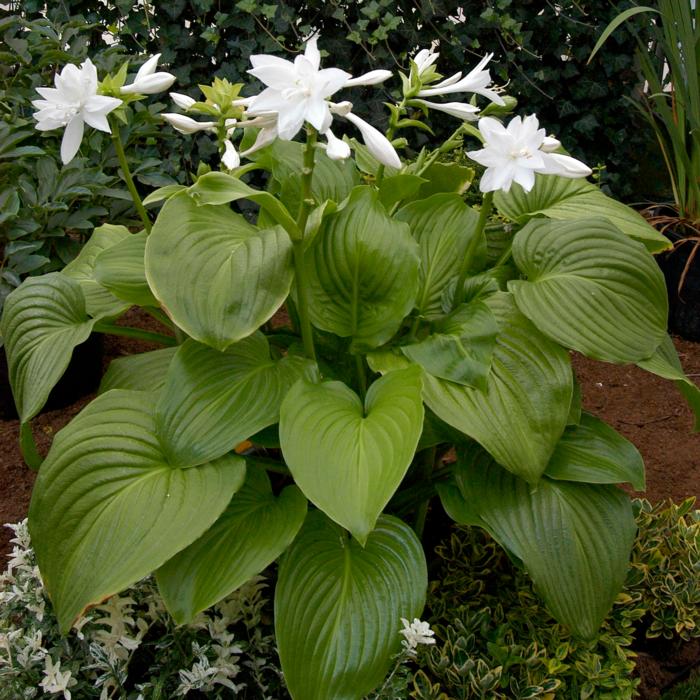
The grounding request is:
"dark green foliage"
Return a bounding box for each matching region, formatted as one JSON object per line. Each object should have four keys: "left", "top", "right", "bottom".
{"left": 411, "top": 499, "right": 700, "bottom": 699}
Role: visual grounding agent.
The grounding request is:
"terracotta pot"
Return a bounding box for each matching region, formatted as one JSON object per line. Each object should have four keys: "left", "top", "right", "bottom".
{"left": 0, "top": 333, "right": 103, "bottom": 420}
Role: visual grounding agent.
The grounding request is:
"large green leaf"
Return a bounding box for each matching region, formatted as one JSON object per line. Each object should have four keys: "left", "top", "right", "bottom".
{"left": 186, "top": 172, "right": 300, "bottom": 239}
{"left": 275, "top": 511, "right": 427, "bottom": 700}
{"left": 28, "top": 390, "right": 246, "bottom": 633}
{"left": 396, "top": 193, "right": 485, "bottom": 319}
{"left": 156, "top": 467, "right": 307, "bottom": 624}
{"left": 545, "top": 412, "right": 645, "bottom": 490}
{"left": 156, "top": 335, "right": 316, "bottom": 466}
{"left": 441, "top": 444, "right": 637, "bottom": 639}
{"left": 370, "top": 294, "right": 572, "bottom": 484}
{"left": 99, "top": 347, "right": 177, "bottom": 394}
{"left": 257, "top": 139, "right": 360, "bottom": 217}
{"left": 94, "top": 231, "right": 158, "bottom": 307}
{"left": 401, "top": 300, "right": 498, "bottom": 388}
{"left": 1, "top": 273, "right": 96, "bottom": 422}
{"left": 280, "top": 367, "right": 424, "bottom": 544}
{"left": 145, "top": 193, "right": 294, "bottom": 351}
{"left": 510, "top": 217, "right": 668, "bottom": 363}
{"left": 62, "top": 224, "right": 131, "bottom": 318}
{"left": 306, "top": 186, "right": 420, "bottom": 350}
{"left": 638, "top": 334, "right": 700, "bottom": 430}
{"left": 495, "top": 175, "right": 671, "bottom": 253}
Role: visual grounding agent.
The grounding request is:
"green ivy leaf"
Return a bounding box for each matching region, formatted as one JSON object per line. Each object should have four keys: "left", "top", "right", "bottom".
{"left": 28, "top": 390, "right": 246, "bottom": 633}
{"left": 280, "top": 367, "right": 424, "bottom": 544}
{"left": 275, "top": 511, "right": 427, "bottom": 700}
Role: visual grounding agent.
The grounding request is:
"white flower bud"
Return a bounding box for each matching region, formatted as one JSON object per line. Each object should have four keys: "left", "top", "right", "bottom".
{"left": 162, "top": 113, "right": 217, "bottom": 134}
{"left": 221, "top": 139, "right": 240, "bottom": 169}
{"left": 170, "top": 92, "right": 196, "bottom": 110}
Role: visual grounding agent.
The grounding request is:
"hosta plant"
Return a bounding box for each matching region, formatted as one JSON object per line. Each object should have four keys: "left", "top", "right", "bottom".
{"left": 3, "top": 36, "right": 700, "bottom": 700}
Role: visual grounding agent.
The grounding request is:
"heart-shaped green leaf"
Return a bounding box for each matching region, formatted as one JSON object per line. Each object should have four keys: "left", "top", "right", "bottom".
{"left": 441, "top": 444, "right": 637, "bottom": 639}
{"left": 94, "top": 231, "right": 158, "bottom": 307}
{"left": 495, "top": 174, "right": 671, "bottom": 253}
{"left": 62, "top": 224, "right": 131, "bottom": 318}
{"left": 275, "top": 511, "right": 427, "bottom": 700}
{"left": 99, "top": 347, "right": 177, "bottom": 394}
{"left": 396, "top": 193, "right": 485, "bottom": 319}
{"left": 187, "top": 172, "right": 300, "bottom": 239}
{"left": 145, "top": 193, "right": 293, "bottom": 351}
{"left": 510, "top": 217, "right": 668, "bottom": 363}
{"left": 156, "top": 335, "right": 316, "bottom": 466}
{"left": 638, "top": 334, "right": 700, "bottom": 430}
{"left": 157, "top": 467, "right": 307, "bottom": 624}
{"left": 306, "top": 186, "right": 420, "bottom": 350}
{"left": 371, "top": 294, "right": 572, "bottom": 484}
{"left": 401, "top": 300, "right": 498, "bottom": 388}
{"left": 28, "top": 390, "right": 246, "bottom": 632}
{"left": 545, "top": 412, "right": 645, "bottom": 489}
{"left": 1, "top": 273, "right": 96, "bottom": 422}
{"left": 280, "top": 366, "right": 424, "bottom": 544}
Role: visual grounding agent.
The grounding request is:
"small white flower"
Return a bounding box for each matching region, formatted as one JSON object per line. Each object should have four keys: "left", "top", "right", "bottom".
{"left": 413, "top": 47, "right": 440, "bottom": 78}
{"left": 399, "top": 617, "right": 435, "bottom": 655}
{"left": 418, "top": 53, "right": 505, "bottom": 106}
{"left": 345, "top": 69, "right": 393, "bottom": 87}
{"left": 170, "top": 92, "right": 196, "bottom": 110}
{"left": 221, "top": 139, "right": 240, "bottom": 169}
{"left": 414, "top": 99, "right": 480, "bottom": 121}
{"left": 324, "top": 129, "right": 351, "bottom": 160}
{"left": 162, "top": 113, "right": 217, "bottom": 134}
{"left": 344, "top": 111, "right": 401, "bottom": 168}
{"left": 467, "top": 114, "right": 592, "bottom": 193}
{"left": 32, "top": 58, "right": 122, "bottom": 164}
{"left": 121, "top": 53, "right": 176, "bottom": 95}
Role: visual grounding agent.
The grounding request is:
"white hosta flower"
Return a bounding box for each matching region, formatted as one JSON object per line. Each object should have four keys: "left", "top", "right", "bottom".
{"left": 246, "top": 35, "right": 392, "bottom": 141}
{"left": 415, "top": 99, "right": 480, "bottom": 121}
{"left": 170, "top": 92, "right": 196, "bottom": 110}
{"left": 413, "top": 47, "right": 440, "bottom": 78}
{"left": 399, "top": 617, "right": 435, "bottom": 655}
{"left": 121, "top": 53, "right": 176, "bottom": 95}
{"left": 162, "top": 113, "right": 217, "bottom": 134}
{"left": 418, "top": 53, "right": 505, "bottom": 106}
{"left": 32, "top": 58, "right": 122, "bottom": 164}
{"left": 221, "top": 139, "right": 240, "bottom": 169}
{"left": 324, "top": 129, "right": 351, "bottom": 160}
{"left": 344, "top": 110, "right": 401, "bottom": 168}
{"left": 467, "top": 114, "right": 592, "bottom": 193}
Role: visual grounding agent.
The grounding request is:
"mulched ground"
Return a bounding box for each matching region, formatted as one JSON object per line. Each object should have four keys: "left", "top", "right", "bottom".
{"left": 1, "top": 317, "right": 698, "bottom": 699}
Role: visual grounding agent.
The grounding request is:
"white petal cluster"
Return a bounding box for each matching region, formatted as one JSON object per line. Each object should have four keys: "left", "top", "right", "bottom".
{"left": 246, "top": 35, "right": 400, "bottom": 168}
{"left": 399, "top": 617, "right": 436, "bottom": 655}
{"left": 121, "top": 54, "right": 176, "bottom": 95}
{"left": 32, "top": 58, "right": 122, "bottom": 164}
{"left": 467, "top": 114, "right": 592, "bottom": 193}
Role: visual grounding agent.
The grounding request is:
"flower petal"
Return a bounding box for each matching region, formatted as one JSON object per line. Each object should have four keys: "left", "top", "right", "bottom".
{"left": 60, "top": 116, "right": 84, "bottom": 164}
{"left": 248, "top": 63, "right": 297, "bottom": 90}
{"left": 345, "top": 111, "right": 401, "bottom": 169}
{"left": 318, "top": 67, "right": 352, "bottom": 98}
{"left": 304, "top": 35, "right": 321, "bottom": 71}
{"left": 344, "top": 70, "right": 393, "bottom": 87}
{"left": 135, "top": 53, "right": 161, "bottom": 80}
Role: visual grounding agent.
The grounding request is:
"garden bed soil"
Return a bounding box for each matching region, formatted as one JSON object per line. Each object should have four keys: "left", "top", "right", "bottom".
{"left": 1, "top": 320, "right": 699, "bottom": 699}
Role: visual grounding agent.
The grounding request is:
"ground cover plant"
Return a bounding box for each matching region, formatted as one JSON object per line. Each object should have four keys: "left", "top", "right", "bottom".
{"left": 3, "top": 35, "right": 700, "bottom": 700}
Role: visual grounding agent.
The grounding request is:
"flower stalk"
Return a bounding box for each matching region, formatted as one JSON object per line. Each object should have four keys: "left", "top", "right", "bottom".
{"left": 292, "top": 127, "right": 319, "bottom": 364}
{"left": 110, "top": 119, "right": 152, "bottom": 233}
